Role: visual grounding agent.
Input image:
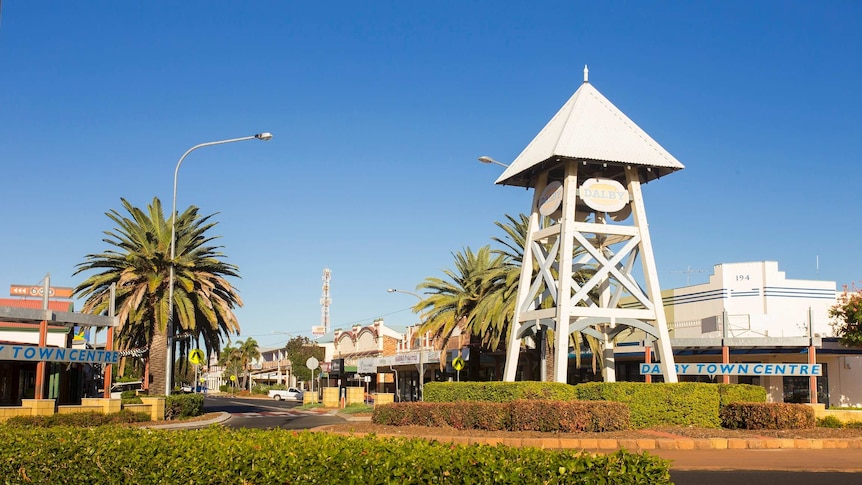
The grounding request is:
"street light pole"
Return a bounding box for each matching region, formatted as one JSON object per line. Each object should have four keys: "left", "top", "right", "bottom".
{"left": 386, "top": 288, "right": 423, "bottom": 301}
{"left": 387, "top": 288, "right": 426, "bottom": 401}
{"left": 165, "top": 132, "right": 273, "bottom": 396}
{"left": 271, "top": 331, "right": 294, "bottom": 387}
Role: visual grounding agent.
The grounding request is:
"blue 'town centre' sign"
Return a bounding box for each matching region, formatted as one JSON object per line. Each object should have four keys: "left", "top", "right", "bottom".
{"left": 0, "top": 345, "right": 120, "bottom": 364}
{"left": 640, "top": 362, "right": 821, "bottom": 377}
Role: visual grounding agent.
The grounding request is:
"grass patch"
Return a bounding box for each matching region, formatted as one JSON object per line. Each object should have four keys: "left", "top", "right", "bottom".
{"left": 340, "top": 403, "right": 374, "bottom": 414}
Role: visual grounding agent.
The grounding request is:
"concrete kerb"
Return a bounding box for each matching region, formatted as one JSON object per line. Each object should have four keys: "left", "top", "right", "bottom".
{"left": 143, "top": 411, "right": 232, "bottom": 430}
{"left": 314, "top": 428, "right": 862, "bottom": 452}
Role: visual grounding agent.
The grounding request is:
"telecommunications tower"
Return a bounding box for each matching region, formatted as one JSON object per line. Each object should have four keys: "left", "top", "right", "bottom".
{"left": 317, "top": 268, "right": 331, "bottom": 337}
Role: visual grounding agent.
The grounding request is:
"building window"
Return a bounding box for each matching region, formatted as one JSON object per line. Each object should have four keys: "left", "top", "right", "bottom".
{"left": 782, "top": 363, "right": 828, "bottom": 407}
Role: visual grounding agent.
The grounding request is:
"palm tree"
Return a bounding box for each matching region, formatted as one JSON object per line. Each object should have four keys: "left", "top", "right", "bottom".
{"left": 237, "top": 338, "right": 260, "bottom": 390}
{"left": 218, "top": 342, "right": 243, "bottom": 389}
{"left": 416, "top": 246, "right": 511, "bottom": 379}
{"left": 73, "top": 197, "right": 243, "bottom": 395}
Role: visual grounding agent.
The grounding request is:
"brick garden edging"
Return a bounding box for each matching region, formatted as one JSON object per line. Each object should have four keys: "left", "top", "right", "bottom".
{"left": 323, "top": 430, "right": 862, "bottom": 451}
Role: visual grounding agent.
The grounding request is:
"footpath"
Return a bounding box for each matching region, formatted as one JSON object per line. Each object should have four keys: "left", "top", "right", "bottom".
{"left": 152, "top": 411, "right": 862, "bottom": 472}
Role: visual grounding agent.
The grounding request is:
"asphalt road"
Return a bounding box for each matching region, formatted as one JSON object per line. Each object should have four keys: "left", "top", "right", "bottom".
{"left": 671, "top": 471, "right": 860, "bottom": 485}
{"left": 202, "top": 395, "right": 348, "bottom": 430}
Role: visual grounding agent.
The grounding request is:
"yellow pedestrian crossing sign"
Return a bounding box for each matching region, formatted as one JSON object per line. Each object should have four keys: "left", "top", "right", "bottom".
{"left": 189, "top": 349, "right": 205, "bottom": 365}
{"left": 452, "top": 357, "right": 465, "bottom": 371}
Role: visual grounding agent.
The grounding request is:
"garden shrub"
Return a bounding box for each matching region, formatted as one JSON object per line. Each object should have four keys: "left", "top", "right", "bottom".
{"left": 717, "top": 383, "right": 767, "bottom": 406}
{"left": 372, "top": 400, "right": 630, "bottom": 432}
{"left": 0, "top": 427, "right": 672, "bottom": 484}
{"left": 817, "top": 415, "right": 843, "bottom": 428}
{"left": 720, "top": 402, "right": 815, "bottom": 429}
{"left": 3, "top": 410, "right": 150, "bottom": 428}
{"left": 165, "top": 393, "right": 204, "bottom": 420}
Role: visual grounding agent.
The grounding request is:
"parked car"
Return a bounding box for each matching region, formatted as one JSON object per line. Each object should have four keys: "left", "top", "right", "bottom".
{"left": 180, "top": 384, "right": 208, "bottom": 393}
{"left": 109, "top": 381, "right": 143, "bottom": 399}
{"left": 268, "top": 387, "right": 304, "bottom": 401}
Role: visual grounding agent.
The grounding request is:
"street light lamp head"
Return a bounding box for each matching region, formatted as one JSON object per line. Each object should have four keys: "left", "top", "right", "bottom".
{"left": 387, "top": 288, "right": 397, "bottom": 293}
{"left": 477, "top": 156, "right": 510, "bottom": 168}
{"left": 255, "top": 132, "right": 273, "bottom": 141}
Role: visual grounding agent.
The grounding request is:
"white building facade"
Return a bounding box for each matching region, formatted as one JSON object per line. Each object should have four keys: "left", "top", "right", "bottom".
{"left": 620, "top": 261, "right": 862, "bottom": 407}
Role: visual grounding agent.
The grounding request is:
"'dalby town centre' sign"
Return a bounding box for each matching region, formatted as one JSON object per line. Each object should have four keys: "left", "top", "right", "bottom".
{"left": 641, "top": 362, "right": 822, "bottom": 377}
{"left": 0, "top": 345, "right": 119, "bottom": 364}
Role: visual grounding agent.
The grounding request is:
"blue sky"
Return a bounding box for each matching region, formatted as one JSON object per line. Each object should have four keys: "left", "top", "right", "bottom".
{"left": 1, "top": 1, "right": 860, "bottom": 350}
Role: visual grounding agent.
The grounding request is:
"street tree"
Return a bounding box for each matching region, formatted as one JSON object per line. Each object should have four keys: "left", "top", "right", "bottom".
{"left": 283, "top": 336, "right": 325, "bottom": 384}
{"left": 830, "top": 284, "right": 862, "bottom": 347}
{"left": 218, "top": 343, "right": 244, "bottom": 388}
{"left": 73, "top": 197, "right": 243, "bottom": 395}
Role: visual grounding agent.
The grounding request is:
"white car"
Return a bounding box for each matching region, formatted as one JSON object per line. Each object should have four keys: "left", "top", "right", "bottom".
{"left": 268, "top": 387, "right": 304, "bottom": 401}
{"left": 109, "top": 381, "right": 143, "bottom": 399}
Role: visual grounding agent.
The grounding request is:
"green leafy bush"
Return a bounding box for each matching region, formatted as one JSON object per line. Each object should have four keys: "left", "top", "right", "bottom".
{"left": 372, "top": 400, "right": 630, "bottom": 432}
{"left": 165, "top": 393, "right": 204, "bottom": 420}
{"left": 717, "top": 383, "right": 767, "bottom": 406}
{"left": 0, "top": 427, "right": 672, "bottom": 484}
{"left": 3, "top": 410, "right": 150, "bottom": 428}
{"left": 720, "top": 403, "right": 815, "bottom": 429}
{"left": 817, "top": 415, "right": 843, "bottom": 428}
{"left": 845, "top": 421, "right": 862, "bottom": 429}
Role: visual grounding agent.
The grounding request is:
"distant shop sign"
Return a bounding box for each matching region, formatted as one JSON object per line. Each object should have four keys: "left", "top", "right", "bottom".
{"left": 357, "top": 358, "right": 377, "bottom": 374}
{"left": 10, "top": 284, "right": 74, "bottom": 299}
{"left": 0, "top": 345, "right": 119, "bottom": 364}
{"left": 330, "top": 358, "right": 344, "bottom": 375}
{"left": 640, "top": 363, "right": 822, "bottom": 377}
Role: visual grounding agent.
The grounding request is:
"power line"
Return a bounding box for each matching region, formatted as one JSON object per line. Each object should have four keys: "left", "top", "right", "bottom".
{"left": 671, "top": 265, "right": 705, "bottom": 286}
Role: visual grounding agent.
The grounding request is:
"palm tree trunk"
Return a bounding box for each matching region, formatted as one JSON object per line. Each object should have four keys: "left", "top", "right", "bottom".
{"left": 150, "top": 330, "right": 168, "bottom": 396}
{"left": 143, "top": 358, "right": 150, "bottom": 391}
{"left": 544, "top": 337, "right": 554, "bottom": 382}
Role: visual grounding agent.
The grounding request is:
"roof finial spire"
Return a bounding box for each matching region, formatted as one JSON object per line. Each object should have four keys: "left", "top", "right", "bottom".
{"left": 584, "top": 65, "right": 589, "bottom": 83}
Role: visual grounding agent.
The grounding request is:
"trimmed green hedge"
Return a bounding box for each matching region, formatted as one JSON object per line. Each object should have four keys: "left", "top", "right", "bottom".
{"left": 423, "top": 381, "right": 579, "bottom": 402}
{"left": 424, "top": 381, "right": 769, "bottom": 429}
{"left": 575, "top": 382, "right": 721, "bottom": 428}
{"left": 372, "top": 400, "right": 630, "bottom": 432}
{"left": 3, "top": 410, "right": 151, "bottom": 428}
{"left": 717, "top": 383, "right": 767, "bottom": 406}
{"left": 0, "top": 427, "right": 672, "bottom": 484}
{"left": 720, "top": 402, "right": 815, "bottom": 430}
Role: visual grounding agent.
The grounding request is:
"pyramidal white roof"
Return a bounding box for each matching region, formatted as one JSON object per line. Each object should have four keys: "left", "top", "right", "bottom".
{"left": 495, "top": 67, "right": 684, "bottom": 187}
